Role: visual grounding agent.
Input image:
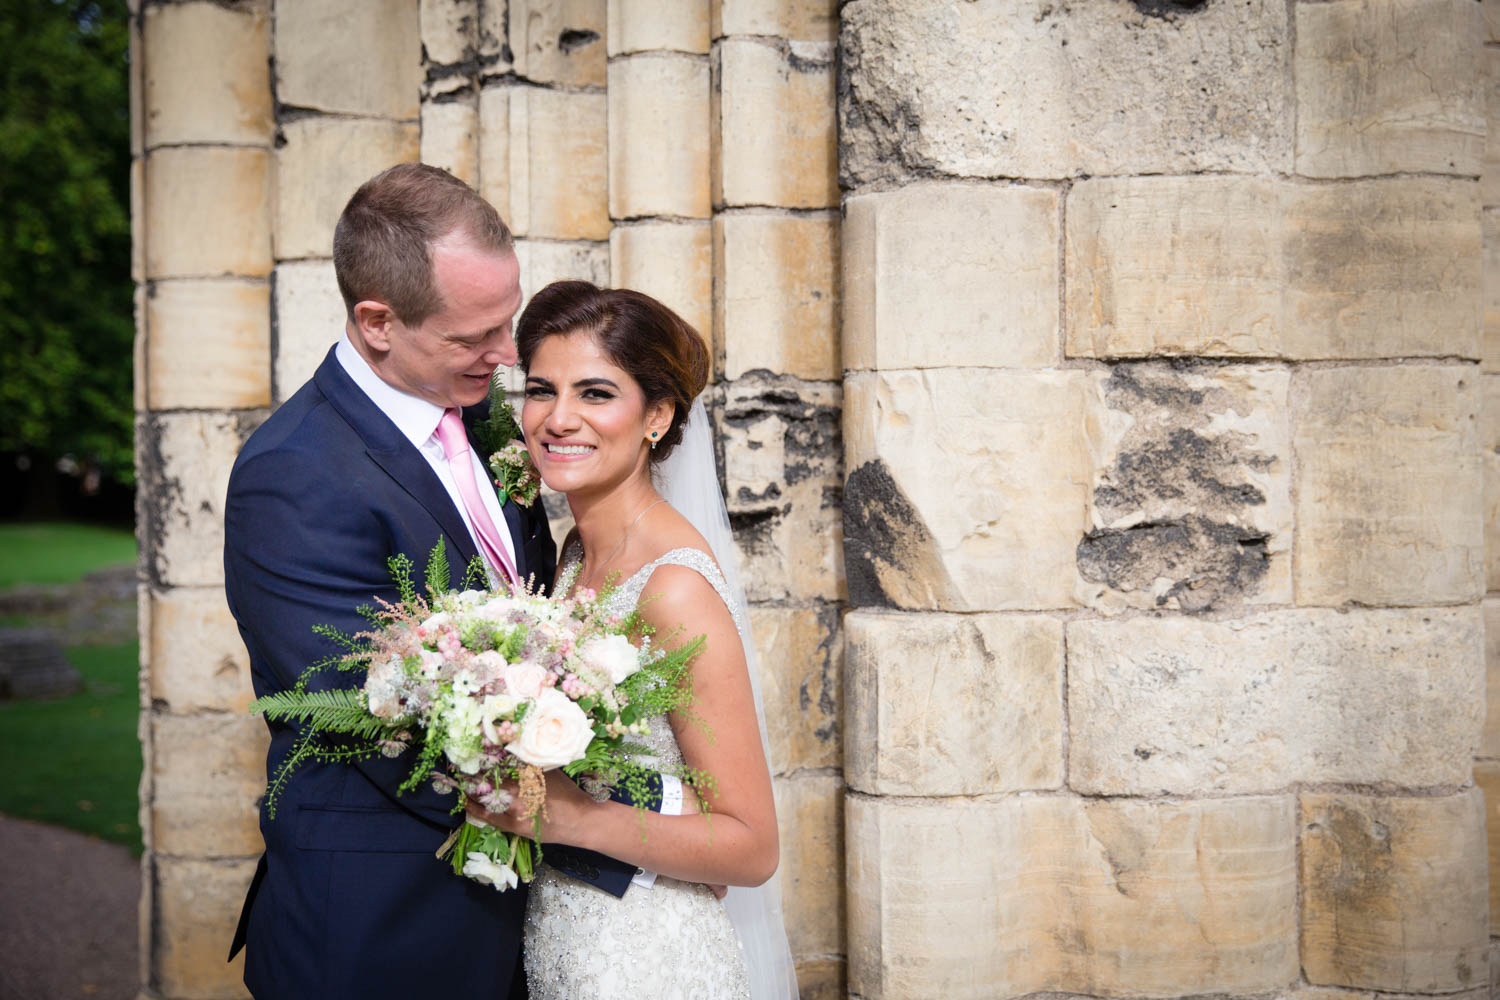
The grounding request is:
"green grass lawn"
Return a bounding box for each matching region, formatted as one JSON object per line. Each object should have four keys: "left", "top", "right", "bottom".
{"left": 0, "top": 641, "right": 141, "bottom": 850}
{"left": 0, "top": 521, "right": 136, "bottom": 588}
{"left": 0, "top": 521, "right": 142, "bottom": 851}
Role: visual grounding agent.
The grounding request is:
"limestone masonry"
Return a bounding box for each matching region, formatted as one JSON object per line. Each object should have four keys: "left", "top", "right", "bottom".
{"left": 132, "top": 1, "right": 1499, "bottom": 998}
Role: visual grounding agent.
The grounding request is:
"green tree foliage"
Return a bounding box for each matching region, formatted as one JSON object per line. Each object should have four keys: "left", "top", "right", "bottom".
{"left": 0, "top": 0, "right": 132, "bottom": 483}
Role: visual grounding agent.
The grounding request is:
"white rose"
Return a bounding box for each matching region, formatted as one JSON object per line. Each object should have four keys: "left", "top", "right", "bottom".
{"left": 502, "top": 660, "right": 550, "bottom": 700}
{"left": 455, "top": 590, "right": 487, "bottom": 607}
{"left": 508, "top": 688, "right": 595, "bottom": 770}
{"left": 579, "top": 634, "right": 641, "bottom": 686}
{"left": 462, "top": 851, "right": 519, "bottom": 891}
{"left": 419, "top": 611, "right": 452, "bottom": 634}
{"left": 477, "top": 597, "right": 519, "bottom": 623}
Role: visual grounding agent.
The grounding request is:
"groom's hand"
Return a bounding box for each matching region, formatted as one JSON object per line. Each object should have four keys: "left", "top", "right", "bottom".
{"left": 464, "top": 769, "right": 595, "bottom": 843}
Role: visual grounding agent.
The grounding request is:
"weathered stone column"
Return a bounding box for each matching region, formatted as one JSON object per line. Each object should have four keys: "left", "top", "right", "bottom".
{"left": 1476, "top": 0, "right": 1500, "bottom": 985}
{"left": 711, "top": 1, "right": 844, "bottom": 995}
{"left": 134, "top": 0, "right": 275, "bottom": 995}
{"left": 840, "top": 1, "right": 1487, "bottom": 997}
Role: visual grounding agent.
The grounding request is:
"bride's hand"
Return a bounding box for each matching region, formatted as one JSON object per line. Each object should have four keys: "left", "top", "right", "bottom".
{"left": 464, "top": 769, "right": 596, "bottom": 841}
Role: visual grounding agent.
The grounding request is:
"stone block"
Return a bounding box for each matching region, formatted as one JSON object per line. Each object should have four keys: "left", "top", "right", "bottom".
{"left": 721, "top": 376, "right": 843, "bottom": 604}
{"left": 713, "top": 0, "right": 839, "bottom": 42}
{"left": 145, "top": 279, "right": 270, "bottom": 411}
{"left": 839, "top": 0, "right": 1290, "bottom": 186}
{"left": 1485, "top": 209, "right": 1500, "bottom": 372}
{"left": 129, "top": 10, "right": 143, "bottom": 158}
{"left": 421, "top": 0, "right": 477, "bottom": 73}
{"left": 152, "top": 856, "right": 259, "bottom": 998}
{"left": 1067, "top": 176, "right": 1280, "bottom": 359}
{"left": 149, "top": 713, "right": 267, "bottom": 858}
{"left": 133, "top": 284, "right": 148, "bottom": 412}
{"left": 509, "top": 0, "right": 607, "bottom": 87}
{"left": 713, "top": 39, "right": 836, "bottom": 210}
{"left": 1485, "top": 598, "right": 1500, "bottom": 756}
{"left": 1485, "top": 48, "right": 1500, "bottom": 208}
{"left": 490, "top": 239, "right": 611, "bottom": 392}
{"left": 1293, "top": 366, "right": 1483, "bottom": 606}
{"left": 749, "top": 604, "right": 840, "bottom": 775}
{"left": 476, "top": 0, "right": 515, "bottom": 78}
{"left": 143, "top": 1, "right": 272, "bottom": 147}
{"left": 843, "top": 369, "right": 1091, "bottom": 611}
{"left": 420, "top": 98, "right": 478, "bottom": 187}
{"left": 272, "top": 259, "right": 344, "bottom": 402}
{"left": 138, "top": 412, "right": 258, "bottom": 589}
{"left": 147, "top": 586, "right": 254, "bottom": 715}
{"left": 847, "top": 793, "right": 1297, "bottom": 999}
{"left": 844, "top": 611, "right": 1062, "bottom": 796}
{"left": 609, "top": 0, "right": 709, "bottom": 54}
{"left": 714, "top": 212, "right": 838, "bottom": 380}
{"left": 1080, "top": 364, "right": 1292, "bottom": 612}
{"left": 774, "top": 773, "right": 842, "bottom": 958}
{"left": 131, "top": 156, "right": 144, "bottom": 285}
{"left": 792, "top": 959, "right": 844, "bottom": 1000}
{"left": 144, "top": 147, "right": 271, "bottom": 280}
{"left": 1489, "top": 0, "right": 1500, "bottom": 42}
{"left": 608, "top": 56, "right": 710, "bottom": 221}
{"left": 1068, "top": 607, "right": 1482, "bottom": 795}
{"left": 275, "top": 0, "right": 421, "bottom": 118}
{"left": 479, "top": 86, "right": 609, "bottom": 241}
{"left": 1066, "top": 176, "right": 1481, "bottom": 361}
{"left": 610, "top": 221, "right": 713, "bottom": 361}
{"left": 1474, "top": 762, "right": 1500, "bottom": 928}
{"left": 1488, "top": 375, "right": 1500, "bottom": 591}
{"left": 1281, "top": 178, "right": 1481, "bottom": 361}
{"left": 1295, "top": 0, "right": 1484, "bottom": 178}
{"left": 274, "top": 117, "right": 420, "bottom": 261}
{"left": 1301, "top": 790, "right": 1488, "bottom": 992}
{"left": 845, "top": 183, "right": 1057, "bottom": 371}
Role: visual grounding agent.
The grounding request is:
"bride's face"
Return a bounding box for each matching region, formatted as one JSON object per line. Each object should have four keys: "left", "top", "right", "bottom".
{"left": 521, "top": 330, "right": 671, "bottom": 497}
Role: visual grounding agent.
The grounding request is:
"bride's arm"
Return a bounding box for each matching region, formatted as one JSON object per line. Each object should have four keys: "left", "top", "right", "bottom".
{"left": 476, "top": 564, "right": 780, "bottom": 888}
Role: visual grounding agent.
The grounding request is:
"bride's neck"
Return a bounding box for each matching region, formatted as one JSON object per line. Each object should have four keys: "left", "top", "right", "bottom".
{"left": 568, "top": 475, "right": 662, "bottom": 566}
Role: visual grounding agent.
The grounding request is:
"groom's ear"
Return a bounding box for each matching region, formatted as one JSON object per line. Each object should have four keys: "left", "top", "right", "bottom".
{"left": 351, "top": 299, "right": 398, "bottom": 352}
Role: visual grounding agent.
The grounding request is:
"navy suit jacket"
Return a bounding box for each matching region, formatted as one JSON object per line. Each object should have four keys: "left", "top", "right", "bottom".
{"left": 223, "top": 347, "right": 616, "bottom": 999}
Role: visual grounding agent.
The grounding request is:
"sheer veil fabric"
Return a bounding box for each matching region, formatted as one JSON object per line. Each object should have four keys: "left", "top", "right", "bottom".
{"left": 652, "top": 397, "right": 800, "bottom": 1000}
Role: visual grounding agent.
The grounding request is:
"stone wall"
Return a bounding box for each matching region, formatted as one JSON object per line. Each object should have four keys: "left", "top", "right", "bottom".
{"left": 132, "top": 1, "right": 1495, "bottom": 999}
{"left": 840, "top": 0, "right": 1490, "bottom": 998}
{"left": 131, "top": 1, "right": 842, "bottom": 997}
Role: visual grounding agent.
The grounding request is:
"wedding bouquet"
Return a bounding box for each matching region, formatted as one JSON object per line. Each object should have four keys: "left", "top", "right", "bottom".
{"left": 251, "top": 542, "right": 705, "bottom": 891}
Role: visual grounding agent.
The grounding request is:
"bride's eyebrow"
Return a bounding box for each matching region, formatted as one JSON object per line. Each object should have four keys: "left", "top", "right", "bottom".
{"left": 573, "top": 377, "right": 620, "bottom": 390}
{"left": 525, "top": 376, "right": 554, "bottom": 387}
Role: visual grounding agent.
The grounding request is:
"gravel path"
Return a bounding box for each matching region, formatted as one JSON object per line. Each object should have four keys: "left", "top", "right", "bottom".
{"left": 0, "top": 814, "right": 138, "bottom": 1000}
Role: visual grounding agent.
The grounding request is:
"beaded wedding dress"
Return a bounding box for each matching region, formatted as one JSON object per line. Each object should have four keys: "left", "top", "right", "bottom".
{"left": 521, "top": 540, "right": 752, "bottom": 1000}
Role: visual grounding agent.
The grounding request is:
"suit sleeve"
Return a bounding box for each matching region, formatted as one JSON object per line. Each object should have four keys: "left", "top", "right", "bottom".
{"left": 225, "top": 447, "right": 460, "bottom": 827}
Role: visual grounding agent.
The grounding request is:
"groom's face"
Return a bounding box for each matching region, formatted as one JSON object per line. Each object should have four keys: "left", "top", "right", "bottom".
{"left": 378, "top": 239, "right": 522, "bottom": 409}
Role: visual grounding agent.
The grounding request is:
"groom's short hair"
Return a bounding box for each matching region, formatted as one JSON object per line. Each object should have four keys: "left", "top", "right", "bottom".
{"left": 333, "top": 163, "right": 514, "bottom": 327}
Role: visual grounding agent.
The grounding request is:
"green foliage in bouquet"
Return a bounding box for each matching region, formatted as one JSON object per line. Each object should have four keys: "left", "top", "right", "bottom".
{"left": 249, "top": 538, "right": 711, "bottom": 888}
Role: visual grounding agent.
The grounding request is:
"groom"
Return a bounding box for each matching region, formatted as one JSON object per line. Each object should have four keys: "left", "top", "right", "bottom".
{"left": 224, "top": 164, "right": 644, "bottom": 998}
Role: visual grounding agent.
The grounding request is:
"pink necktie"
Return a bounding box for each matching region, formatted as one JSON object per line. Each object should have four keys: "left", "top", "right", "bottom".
{"left": 435, "top": 409, "right": 519, "bottom": 588}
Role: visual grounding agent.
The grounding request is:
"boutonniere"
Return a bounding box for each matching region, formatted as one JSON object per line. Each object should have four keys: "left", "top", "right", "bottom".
{"left": 474, "top": 383, "right": 541, "bottom": 507}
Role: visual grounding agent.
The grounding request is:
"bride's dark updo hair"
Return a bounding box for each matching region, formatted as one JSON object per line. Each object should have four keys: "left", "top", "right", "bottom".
{"left": 516, "top": 281, "right": 710, "bottom": 461}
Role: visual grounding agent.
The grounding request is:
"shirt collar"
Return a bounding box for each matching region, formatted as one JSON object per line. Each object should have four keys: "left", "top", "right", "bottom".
{"left": 335, "top": 332, "right": 446, "bottom": 449}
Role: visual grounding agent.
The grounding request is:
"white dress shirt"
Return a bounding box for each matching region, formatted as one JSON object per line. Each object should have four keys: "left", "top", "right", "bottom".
{"left": 336, "top": 334, "right": 518, "bottom": 583}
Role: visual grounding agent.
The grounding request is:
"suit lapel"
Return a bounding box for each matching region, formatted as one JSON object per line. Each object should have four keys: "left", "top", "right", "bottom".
{"left": 314, "top": 349, "right": 482, "bottom": 581}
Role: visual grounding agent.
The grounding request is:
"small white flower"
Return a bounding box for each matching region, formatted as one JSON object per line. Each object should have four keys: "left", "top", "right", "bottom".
{"left": 579, "top": 634, "right": 641, "bottom": 685}
{"left": 462, "top": 851, "right": 518, "bottom": 891}
{"left": 479, "top": 693, "right": 519, "bottom": 745}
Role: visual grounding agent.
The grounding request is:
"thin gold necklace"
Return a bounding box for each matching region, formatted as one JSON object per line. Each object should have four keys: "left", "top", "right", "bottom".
{"left": 579, "top": 498, "right": 667, "bottom": 592}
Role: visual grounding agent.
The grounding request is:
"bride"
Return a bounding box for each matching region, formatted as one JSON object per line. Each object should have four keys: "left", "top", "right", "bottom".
{"left": 471, "top": 280, "right": 798, "bottom": 999}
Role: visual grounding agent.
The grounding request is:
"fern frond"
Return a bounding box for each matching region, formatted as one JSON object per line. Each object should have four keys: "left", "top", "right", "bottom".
{"left": 425, "top": 539, "right": 451, "bottom": 596}
{"left": 251, "top": 688, "right": 391, "bottom": 740}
